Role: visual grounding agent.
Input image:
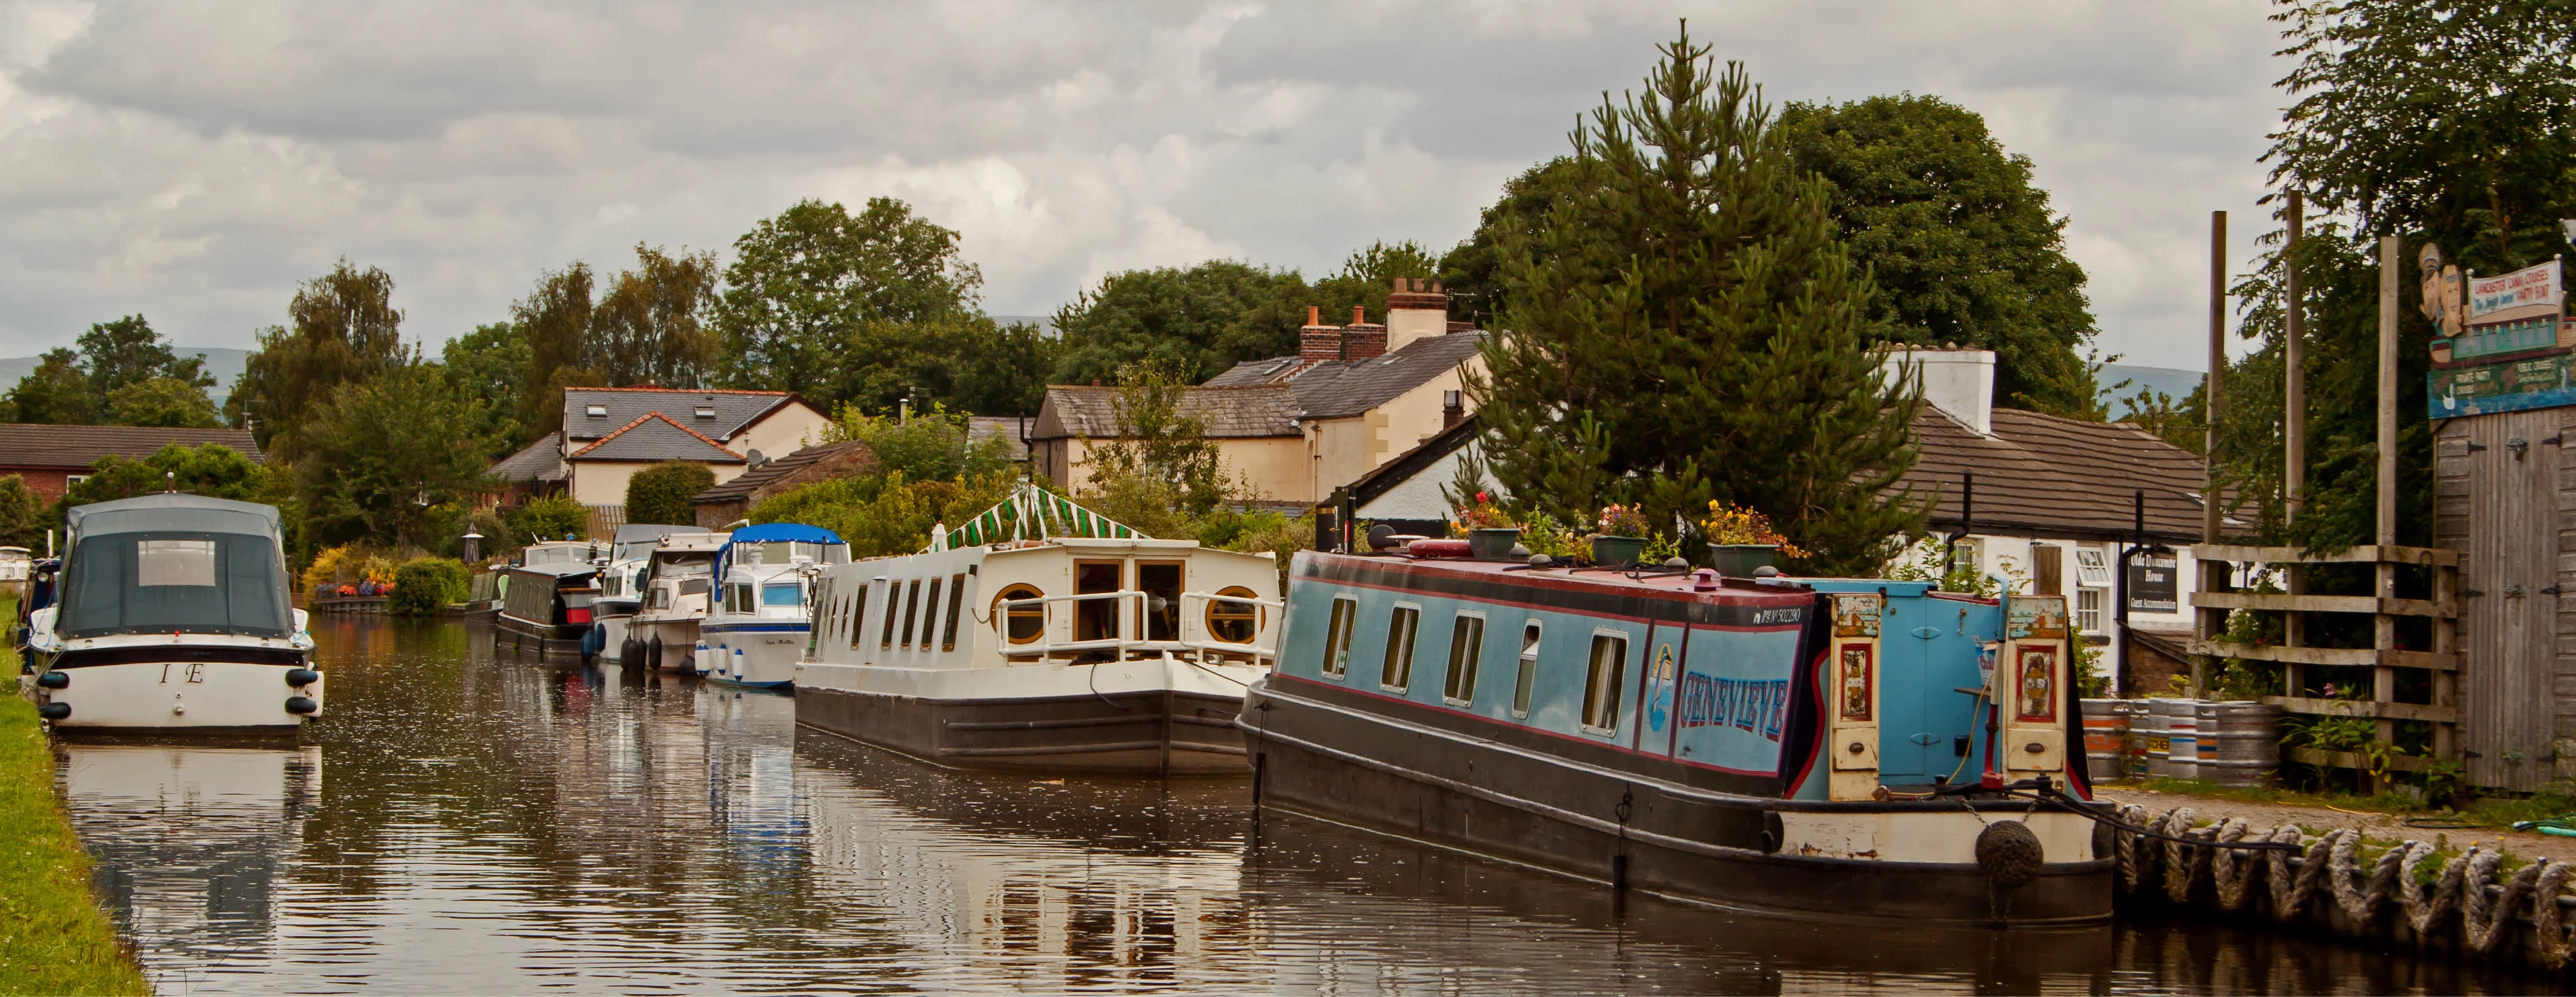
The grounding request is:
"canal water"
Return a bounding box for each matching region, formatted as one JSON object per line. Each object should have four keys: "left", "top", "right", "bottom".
{"left": 52, "top": 620, "right": 2554, "bottom": 995}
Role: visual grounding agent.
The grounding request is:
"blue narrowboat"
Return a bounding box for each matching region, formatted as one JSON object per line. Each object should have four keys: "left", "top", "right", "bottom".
{"left": 1241, "top": 549, "right": 2113, "bottom": 926}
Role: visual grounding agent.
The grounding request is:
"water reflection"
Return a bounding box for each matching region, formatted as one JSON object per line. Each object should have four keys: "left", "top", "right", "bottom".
{"left": 51, "top": 620, "right": 2564, "bottom": 994}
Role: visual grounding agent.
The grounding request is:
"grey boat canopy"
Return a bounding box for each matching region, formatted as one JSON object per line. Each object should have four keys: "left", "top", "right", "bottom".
{"left": 67, "top": 493, "right": 284, "bottom": 542}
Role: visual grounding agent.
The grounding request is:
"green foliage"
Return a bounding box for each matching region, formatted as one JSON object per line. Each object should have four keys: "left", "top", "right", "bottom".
{"left": 506, "top": 493, "right": 588, "bottom": 544}
{"left": 625, "top": 461, "right": 717, "bottom": 526}
{"left": 713, "top": 197, "right": 982, "bottom": 399}
{"left": 827, "top": 405, "right": 1017, "bottom": 482}
{"left": 1085, "top": 360, "right": 1233, "bottom": 518}
{"left": 0, "top": 697, "right": 152, "bottom": 996}
{"left": 231, "top": 259, "right": 410, "bottom": 462}
{"left": 588, "top": 243, "right": 721, "bottom": 390}
{"left": 79, "top": 314, "right": 211, "bottom": 402}
{"left": 818, "top": 313, "right": 1059, "bottom": 416}
{"left": 2117, "top": 379, "right": 2206, "bottom": 456}
{"left": 1309, "top": 241, "right": 1442, "bottom": 326}
{"left": 292, "top": 363, "right": 498, "bottom": 549}
{"left": 390, "top": 557, "right": 472, "bottom": 615}
{"left": 752, "top": 471, "right": 1015, "bottom": 558}
{"left": 0, "top": 475, "right": 47, "bottom": 550}
{"left": 512, "top": 261, "right": 596, "bottom": 440}
{"left": 1050, "top": 260, "right": 1312, "bottom": 385}
{"left": 1472, "top": 28, "right": 1927, "bottom": 575}
{"left": 1775, "top": 95, "right": 2098, "bottom": 416}
{"left": 1441, "top": 159, "right": 1584, "bottom": 329}
{"left": 442, "top": 322, "right": 531, "bottom": 454}
{"left": 1, "top": 349, "right": 95, "bottom": 425}
{"left": 105, "top": 375, "right": 223, "bottom": 428}
{"left": 62, "top": 443, "right": 270, "bottom": 508}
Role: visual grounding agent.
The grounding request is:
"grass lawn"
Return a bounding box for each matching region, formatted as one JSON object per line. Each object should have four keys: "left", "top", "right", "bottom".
{"left": 0, "top": 636, "right": 151, "bottom": 995}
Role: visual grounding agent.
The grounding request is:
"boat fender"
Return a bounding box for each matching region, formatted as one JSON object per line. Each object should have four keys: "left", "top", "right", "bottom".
{"left": 286, "top": 668, "right": 321, "bottom": 687}
{"left": 1759, "top": 811, "right": 1785, "bottom": 854}
{"left": 284, "top": 696, "right": 320, "bottom": 716}
{"left": 36, "top": 671, "right": 67, "bottom": 689}
{"left": 1975, "top": 820, "right": 2044, "bottom": 888}
{"left": 37, "top": 702, "right": 69, "bottom": 721}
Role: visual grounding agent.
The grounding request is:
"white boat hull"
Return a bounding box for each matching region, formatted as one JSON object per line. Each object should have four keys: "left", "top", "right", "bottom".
{"left": 40, "top": 658, "right": 321, "bottom": 732}
{"left": 629, "top": 619, "right": 703, "bottom": 672}
{"left": 704, "top": 623, "right": 805, "bottom": 688}
{"left": 796, "top": 656, "right": 1261, "bottom": 774}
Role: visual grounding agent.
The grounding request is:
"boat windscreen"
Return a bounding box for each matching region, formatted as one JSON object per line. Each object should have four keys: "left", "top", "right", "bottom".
{"left": 58, "top": 531, "right": 290, "bottom": 638}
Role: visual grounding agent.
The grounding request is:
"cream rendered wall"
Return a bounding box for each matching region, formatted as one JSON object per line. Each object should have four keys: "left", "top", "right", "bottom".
{"left": 730, "top": 405, "right": 832, "bottom": 462}
{"left": 569, "top": 459, "right": 754, "bottom": 506}
{"left": 1040, "top": 436, "right": 1307, "bottom": 503}
{"left": 1303, "top": 346, "right": 1485, "bottom": 501}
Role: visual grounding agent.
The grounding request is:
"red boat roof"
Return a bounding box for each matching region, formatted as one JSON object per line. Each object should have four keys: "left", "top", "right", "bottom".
{"left": 1302, "top": 551, "right": 1814, "bottom": 609}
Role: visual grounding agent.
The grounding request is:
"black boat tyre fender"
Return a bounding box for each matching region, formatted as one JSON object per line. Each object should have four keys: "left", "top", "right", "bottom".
{"left": 649, "top": 635, "right": 663, "bottom": 670}
{"left": 1976, "top": 820, "right": 2044, "bottom": 889}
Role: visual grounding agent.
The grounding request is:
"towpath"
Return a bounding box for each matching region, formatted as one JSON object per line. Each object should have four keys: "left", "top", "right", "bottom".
{"left": 2094, "top": 784, "right": 2576, "bottom": 864}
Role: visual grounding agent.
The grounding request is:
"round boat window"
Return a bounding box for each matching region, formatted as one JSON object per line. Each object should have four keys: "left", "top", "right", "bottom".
{"left": 994, "top": 584, "right": 1045, "bottom": 644}
{"left": 1205, "top": 586, "right": 1261, "bottom": 644}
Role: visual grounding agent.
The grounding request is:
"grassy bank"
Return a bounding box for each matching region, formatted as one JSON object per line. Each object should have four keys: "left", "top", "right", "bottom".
{"left": 0, "top": 681, "right": 151, "bottom": 994}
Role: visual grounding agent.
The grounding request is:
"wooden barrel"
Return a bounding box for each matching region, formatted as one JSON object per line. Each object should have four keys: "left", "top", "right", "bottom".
{"left": 2207, "top": 701, "right": 2283, "bottom": 787}
{"left": 2080, "top": 699, "right": 2129, "bottom": 783}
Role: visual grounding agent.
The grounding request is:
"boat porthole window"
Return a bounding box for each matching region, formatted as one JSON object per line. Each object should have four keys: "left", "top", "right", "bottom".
{"left": 1513, "top": 621, "right": 1542, "bottom": 718}
{"left": 1380, "top": 604, "right": 1421, "bottom": 693}
{"left": 996, "top": 584, "right": 1045, "bottom": 644}
{"left": 1581, "top": 631, "right": 1630, "bottom": 734}
{"left": 1206, "top": 586, "right": 1259, "bottom": 644}
{"left": 1444, "top": 612, "right": 1485, "bottom": 705}
{"left": 1322, "top": 595, "right": 1357, "bottom": 679}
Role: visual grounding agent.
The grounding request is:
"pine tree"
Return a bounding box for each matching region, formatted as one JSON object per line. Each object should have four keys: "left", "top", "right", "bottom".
{"left": 1471, "top": 27, "right": 1927, "bottom": 574}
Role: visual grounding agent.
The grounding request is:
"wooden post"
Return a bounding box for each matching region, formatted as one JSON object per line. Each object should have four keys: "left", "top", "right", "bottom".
{"left": 2283, "top": 193, "right": 2307, "bottom": 696}
{"left": 2375, "top": 234, "right": 2401, "bottom": 765}
{"left": 2196, "top": 210, "right": 2228, "bottom": 696}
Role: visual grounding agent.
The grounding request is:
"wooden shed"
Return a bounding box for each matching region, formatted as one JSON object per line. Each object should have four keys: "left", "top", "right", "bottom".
{"left": 2434, "top": 408, "right": 2576, "bottom": 791}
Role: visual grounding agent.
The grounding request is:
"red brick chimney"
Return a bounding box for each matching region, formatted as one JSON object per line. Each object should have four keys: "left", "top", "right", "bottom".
{"left": 1299, "top": 305, "right": 1344, "bottom": 364}
{"left": 1387, "top": 277, "right": 1451, "bottom": 352}
{"left": 1335, "top": 304, "right": 1384, "bottom": 362}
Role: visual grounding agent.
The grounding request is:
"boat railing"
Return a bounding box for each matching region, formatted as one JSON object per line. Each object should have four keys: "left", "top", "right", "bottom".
{"left": 994, "top": 589, "right": 1278, "bottom": 667}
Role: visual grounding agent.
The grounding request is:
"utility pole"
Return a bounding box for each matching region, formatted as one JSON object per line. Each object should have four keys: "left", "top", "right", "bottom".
{"left": 2285, "top": 191, "right": 2306, "bottom": 522}
{"left": 2375, "top": 234, "right": 2401, "bottom": 758}
{"left": 2195, "top": 210, "right": 2227, "bottom": 697}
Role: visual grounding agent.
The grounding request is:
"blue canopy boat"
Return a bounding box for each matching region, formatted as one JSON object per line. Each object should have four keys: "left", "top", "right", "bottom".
{"left": 1241, "top": 548, "right": 2111, "bottom": 926}
{"left": 699, "top": 522, "right": 847, "bottom": 688}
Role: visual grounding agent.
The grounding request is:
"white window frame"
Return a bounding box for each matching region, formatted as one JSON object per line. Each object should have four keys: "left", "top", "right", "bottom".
{"left": 2076, "top": 587, "right": 2107, "bottom": 635}
{"left": 2074, "top": 546, "right": 2113, "bottom": 588}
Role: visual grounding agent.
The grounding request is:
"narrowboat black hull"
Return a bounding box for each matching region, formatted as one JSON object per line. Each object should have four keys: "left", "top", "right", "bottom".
{"left": 796, "top": 685, "right": 1251, "bottom": 776}
{"left": 494, "top": 617, "right": 590, "bottom": 662}
{"left": 1241, "top": 675, "right": 2114, "bottom": 927}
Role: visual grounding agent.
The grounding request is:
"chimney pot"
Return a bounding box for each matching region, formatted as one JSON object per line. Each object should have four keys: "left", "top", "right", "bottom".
{"left": 1352, "top": 305, "right": 1367, "bottom": 325}
{"left": 1307, "top": 305, "right": 1318, "bottom": 326}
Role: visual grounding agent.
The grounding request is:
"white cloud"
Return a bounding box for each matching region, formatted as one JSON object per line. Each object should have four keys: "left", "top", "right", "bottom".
{"left": 0, "top": 0, "right": 2289, "bottom": 368}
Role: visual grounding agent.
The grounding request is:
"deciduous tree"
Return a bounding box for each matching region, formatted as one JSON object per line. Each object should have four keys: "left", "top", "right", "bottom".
{"left": 624, "top": 461, "right": 716, "bottom": 526}
{"left": 1050, "top": 261, "right": 1310, "bottom": 385}
{"left": 712, "top": 198, "right": 982, "bottom": 398}
{"left": 1, "top": 349, "right": 95, "bottom": 425}
{"left": 231, "top": 260, "right": 409, "bottom": 461}
{"left": 105, "top": 376, "right": 224, "bottom": 428}
{"left": 293, "top": 363, "right": 496, "bottom": 549}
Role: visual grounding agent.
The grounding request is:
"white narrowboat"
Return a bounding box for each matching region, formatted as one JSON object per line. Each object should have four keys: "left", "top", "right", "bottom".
{"left": 628, "top": 531, "right": 729, "bottom": 671}
{"left": 795, "top": 486, "right": 1279, "bottom": 775}
{"left": 700, "top": 524, "right": 847, "bottom": 688}
{"left": 24, "top": 495, "right": 321, "bottom": 733}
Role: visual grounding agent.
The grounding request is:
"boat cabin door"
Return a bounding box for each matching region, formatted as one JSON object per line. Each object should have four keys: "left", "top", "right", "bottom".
{"left": 1825, "top": 593, "right": 1883, "bottom": 801}
{"left": 1998, "top": 594, "right": 2071, "bottom": 777}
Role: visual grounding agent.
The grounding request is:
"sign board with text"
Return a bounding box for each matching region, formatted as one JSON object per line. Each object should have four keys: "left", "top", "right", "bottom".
{"left": 2125, "top": 556, "right": 2178, "bottom": 614}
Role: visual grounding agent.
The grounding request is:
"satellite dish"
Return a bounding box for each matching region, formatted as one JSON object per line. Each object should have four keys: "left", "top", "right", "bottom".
{"left": 746, "top": 448, "right": 768, "bottom": 467}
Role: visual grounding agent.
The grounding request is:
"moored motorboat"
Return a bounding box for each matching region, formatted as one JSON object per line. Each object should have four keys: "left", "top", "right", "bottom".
{"left": 1241, "top": 548, "right": 2111, "bottom": 926}
{"left": 629, "top": 531, "right": 728, "bottom": 671}
{"left": 595, "top": 525, "right": 687, "bottom": 665}
{"left": 22, "top": 494, "right": 323, "bottom": 733}
{"left": 701, "top": 524, "right": 847, "bottom": 688}
{"left": 794, "top": 485, "right": 1280, "bottom": 774}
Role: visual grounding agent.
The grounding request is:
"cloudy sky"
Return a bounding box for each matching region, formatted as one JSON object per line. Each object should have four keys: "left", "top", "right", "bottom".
{"left": 0, "top": 1, "right": 2287, "bottom": 370}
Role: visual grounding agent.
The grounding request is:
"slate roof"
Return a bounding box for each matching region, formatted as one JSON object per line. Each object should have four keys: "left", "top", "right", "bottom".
{"left": 1902, "top": 407, "right": 2228, "bottom": 545}
{"left": 568, "top": 413, "right": 744, "bottom": 464}
{"left": 561, "top": 387, "right": 811, "bottom": 443}
{"left": 489, "top": 432, "right": 565, "bottom": 483}
{"left": 1289, "top": 331, "right": 1485, "bottom": 419}
{"left": 1204, "top": 356, "right": 1308, "bottom": 387}
{"left": 690, "top": 440, "right": 864, "bottom": 505}
{"left": 0, "top": 425, "right": 263, "bottom": 469}
{"left": 966, "top": 416, "right": 1033, "bottom": 462}
{"left": 1032, "top": 384, "right": 1299, "bottom": 440}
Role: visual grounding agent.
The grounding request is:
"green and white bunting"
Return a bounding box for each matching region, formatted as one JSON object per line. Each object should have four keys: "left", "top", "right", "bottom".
{"left": 932, "top": 483, "right": 1145, "bottom": 551}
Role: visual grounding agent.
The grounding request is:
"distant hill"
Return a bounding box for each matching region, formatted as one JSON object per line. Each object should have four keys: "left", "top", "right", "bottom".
{"left": 2097, "top": 364, "right": 2202, "bottom": 413}
{"left": 0, "top": 346, "right": 250, "bottom": 409}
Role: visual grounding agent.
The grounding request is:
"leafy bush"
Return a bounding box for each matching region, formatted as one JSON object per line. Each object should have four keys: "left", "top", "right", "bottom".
{"left": 626, "top": 461, "right": 715, "bottom": 526}
{"left": 751, "top": 471, "right": 1013, "bottom": 558}
{"left": 390, "top": 557, "right": 471, "bottom": 616}
{"left": 61, "top": 443, "right": 269, "bottom": 508}
{"left": 506, "top": 493, "right": 588, "bottom": 542}
{"left": 825, "top": 405, "right": 1016, "bottom": 483}
{"left": 300, "top": 544, "right": 400, "bottom": 594}
{"left": 0, "top": 475, "right": 46, "bottom": 551}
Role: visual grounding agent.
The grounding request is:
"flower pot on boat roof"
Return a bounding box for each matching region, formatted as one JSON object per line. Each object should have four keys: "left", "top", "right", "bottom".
{"left": 1467, "top": 528, "right": 1523, "bottom": 561}
{"left": 1590, "top": 535, "right": 1647, "bottom": 569}
{"left": 1706, "top": 544, "right": 1778, "bottom": 576}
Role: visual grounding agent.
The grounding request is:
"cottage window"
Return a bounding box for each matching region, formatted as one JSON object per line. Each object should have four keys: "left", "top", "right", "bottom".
{"left": 585, "top": 405, "right": 606, "bottom": 418}
{"left": 1443, "top": 612, "right": 1485, "bottom": 705}
{"left": 694, "top": 405, "right": 716, "bottom": 419}
{"left": 2076, "top": 588, "right": 2106, "bottom": 634}
{"left": 941, "top": 574, "right": 966, "bottom": 651}
{"left": 1513, "top": 621, "right": 1541, "bottom": 718}
{"left": 2074, "top": 546, "right": 2113, "bottom": 588}
{"left": 1322, "top": 595, "right": 1357, "bottom": 678}
{"left": 1380, "top": 604, "right": 1421, "bottom": 692}
{"left": 1580, "top": 632, "right": 1629, "bottom": 734}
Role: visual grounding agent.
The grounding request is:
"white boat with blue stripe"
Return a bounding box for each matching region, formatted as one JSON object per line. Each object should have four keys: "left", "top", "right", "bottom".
{"left": 701, "top": 523, "right": 847, "bottom": 688}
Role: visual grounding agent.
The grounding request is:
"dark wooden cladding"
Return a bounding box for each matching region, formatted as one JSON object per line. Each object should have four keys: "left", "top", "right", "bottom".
{"left": 2434, "top": 408, "right": 2575, "bottom": 791}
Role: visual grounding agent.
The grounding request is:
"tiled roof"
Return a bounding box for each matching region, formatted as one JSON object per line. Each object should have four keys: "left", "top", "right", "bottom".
{"left": 1032, "top": 384, "right": 1299, "bottom": 440}
{"left": 568, "top": 413, "right": 744, "bottom": 464}
{"left": 561, "top": 387, "right": 809, "bottom": 442}
{"left": 0, "top": 424, "right": 263, "bottom": 469}
{"left": 489, "top": 432, "right": 564, "bottom": 482}
{"left": 966, "top": 416, "right": 1033, "bottom": 462}
{"left": 1204, "top": 356, "right": 1307, "bottom": 387}
{"left": 691, "top": 440, "right": 865, "bottom": 504}
{"left": 1288, "top": 331, "right": 1485, "bottom": 420}
{"left": 1903, "top": 407, "right": 2222, "bottom": 544}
